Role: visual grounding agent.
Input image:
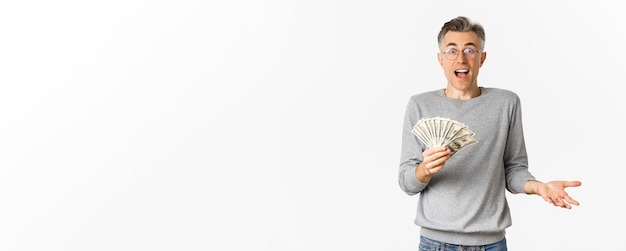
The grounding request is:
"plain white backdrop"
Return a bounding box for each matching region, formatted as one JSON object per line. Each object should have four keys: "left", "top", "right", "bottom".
{"left": 0, "top": 1, "right": 623, "bottom": 250}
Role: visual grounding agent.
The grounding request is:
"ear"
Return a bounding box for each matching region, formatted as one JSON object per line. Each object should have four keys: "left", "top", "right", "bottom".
{"left": 479, "top": 51, "right": 487, "bottom": 67}
{"left": 437, "top": 53, "right": 444, "bottom": 67}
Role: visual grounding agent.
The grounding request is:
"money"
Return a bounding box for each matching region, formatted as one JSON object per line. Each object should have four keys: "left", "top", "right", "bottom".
{"left": 412, "top": 117, "right": 477, "bottom": 157}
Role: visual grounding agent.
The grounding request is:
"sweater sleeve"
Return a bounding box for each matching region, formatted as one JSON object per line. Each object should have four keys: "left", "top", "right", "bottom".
{"left": 398, "top": 97, "right": 428, "bottom": 195}
{"left": 503, "top": 94, "right": 536, "bottom": 194}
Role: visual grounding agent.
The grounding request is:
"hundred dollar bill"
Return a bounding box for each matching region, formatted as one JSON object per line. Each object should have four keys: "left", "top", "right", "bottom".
{"left": 412, "top": 117, "right": 477, "bottom": 157}
{"left": 446, "top": 134, "right": 477, "bottom": 156}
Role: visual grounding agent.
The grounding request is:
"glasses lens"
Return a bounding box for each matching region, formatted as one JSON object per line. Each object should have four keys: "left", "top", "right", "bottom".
{"left": 444, "top": 48, "right": 479, "bottom": 60}
{"left": 463, "top": 48, "right": 476, "bottom": 60}
{"left": 445, "top": 49, "right": 457, "bottom": 60}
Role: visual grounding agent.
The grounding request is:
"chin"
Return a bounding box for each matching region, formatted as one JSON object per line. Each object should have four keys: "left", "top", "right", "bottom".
{"left": 451, "top": 83, "right": 472, "bottom": 91}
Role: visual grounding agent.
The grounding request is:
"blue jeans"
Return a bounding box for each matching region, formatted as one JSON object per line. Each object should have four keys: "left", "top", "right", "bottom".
{"left": 418, "top": 236, "right": 507, "bottom": 251}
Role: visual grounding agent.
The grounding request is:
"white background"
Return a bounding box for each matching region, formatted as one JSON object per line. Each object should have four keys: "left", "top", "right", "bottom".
{"left": 0, "top": 1, "right": 623, "bottom": 250}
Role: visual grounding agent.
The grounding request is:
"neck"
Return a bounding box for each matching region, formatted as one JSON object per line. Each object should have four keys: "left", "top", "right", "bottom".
{"left": 444, "top": 87, "right": 481, "bottom": 100}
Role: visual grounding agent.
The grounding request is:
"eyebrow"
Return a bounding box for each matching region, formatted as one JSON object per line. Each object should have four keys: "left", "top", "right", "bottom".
{"left": 445, "top": 42, "right": 479, "bottom": 48}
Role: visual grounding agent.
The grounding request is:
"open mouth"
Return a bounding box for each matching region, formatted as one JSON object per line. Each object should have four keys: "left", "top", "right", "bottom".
{"left": 454, "top": 69, "right": 468, "bottom": 77}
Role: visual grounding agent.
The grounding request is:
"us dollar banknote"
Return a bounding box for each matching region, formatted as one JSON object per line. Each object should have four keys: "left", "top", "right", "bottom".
{"left": 412, "top": 117, "right": 477, "bottom": 157}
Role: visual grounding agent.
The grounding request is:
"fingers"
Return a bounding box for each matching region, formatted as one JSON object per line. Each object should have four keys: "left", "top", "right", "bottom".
{"left": 540, "top": 180, "right": 581, "bottom": 209}
{"left": 421, "top": 147, "right": 450, "bottom": 176}
{"left": 423, "top": 146, "right": 449, "bottom": 156}
{"left": 557, "top": 181, "right": 581, "bottom": 209}
{"left": 564, "top": 180, "right": 582, "bottom": 188}
{"left": 423, "top": 147, "right": 450, "bottom": 168}
{"left": 547, "top": 194, "right": 579, "bottom": 209}
{"left": 553, "top": 197, "right": 571, "bottom": 209}
{"left": 425, "top": 153, "right": 450, "bottom": 168}
{"left": 545, "top": 196, "right": 568, "bottom": 209}
{"left": 563, "top": 195, "right": 580, "bottom": 206}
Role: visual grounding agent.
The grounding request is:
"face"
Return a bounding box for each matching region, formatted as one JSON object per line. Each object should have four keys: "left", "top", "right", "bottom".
{"left": 437, "top": 31, "right": 486, "bottom": 93}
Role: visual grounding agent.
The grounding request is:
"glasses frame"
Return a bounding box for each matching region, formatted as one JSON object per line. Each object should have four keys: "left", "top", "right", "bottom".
{"left": 441, "top": 47, "right": 483, "bottom": 61}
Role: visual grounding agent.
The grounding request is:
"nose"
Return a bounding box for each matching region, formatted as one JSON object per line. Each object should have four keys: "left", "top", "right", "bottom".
{"left": 455, "top": 52, "right": 467, "bottom": 62}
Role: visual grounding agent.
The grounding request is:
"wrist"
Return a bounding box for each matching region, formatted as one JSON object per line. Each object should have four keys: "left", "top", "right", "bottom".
{"left": 415, "top": 163, "right": 431, "bottom": 183}
{"left": 523, "top": 180, "right": 542, "bottom": 194}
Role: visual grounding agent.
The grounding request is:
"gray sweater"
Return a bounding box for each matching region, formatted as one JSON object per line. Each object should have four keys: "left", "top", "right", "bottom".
{"left": 398, "top": 87, "right": 536, "bottom": 245}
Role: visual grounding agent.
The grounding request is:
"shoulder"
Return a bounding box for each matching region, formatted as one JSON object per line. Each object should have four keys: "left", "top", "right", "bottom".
{"left": 482, "top": 87, "right": 521, "bottom": 102}
{"left": 408, "top": 89, "right": 443, "bottom": 103}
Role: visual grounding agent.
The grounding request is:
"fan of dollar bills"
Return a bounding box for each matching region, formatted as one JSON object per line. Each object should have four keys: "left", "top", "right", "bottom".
{"left": 412, "top": 117, "right": 478, "bottom": 157}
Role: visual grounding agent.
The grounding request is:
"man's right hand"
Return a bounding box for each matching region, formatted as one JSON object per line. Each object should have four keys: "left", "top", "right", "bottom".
{"left": 416, "top": 146, "right": 451, "bottom": 183}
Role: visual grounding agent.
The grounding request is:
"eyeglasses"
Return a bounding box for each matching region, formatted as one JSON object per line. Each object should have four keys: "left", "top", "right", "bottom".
{"left": 441, "top": 48, "right": 482, "bottom": 61}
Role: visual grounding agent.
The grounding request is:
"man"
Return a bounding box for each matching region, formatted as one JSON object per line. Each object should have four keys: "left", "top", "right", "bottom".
{"left": 398, "top": 16, "right": 581, "bottom": 250}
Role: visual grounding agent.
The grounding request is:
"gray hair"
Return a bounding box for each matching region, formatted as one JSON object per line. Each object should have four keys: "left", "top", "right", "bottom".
{"left": 437, "top": 16, "right": 486, "bottom": 49}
